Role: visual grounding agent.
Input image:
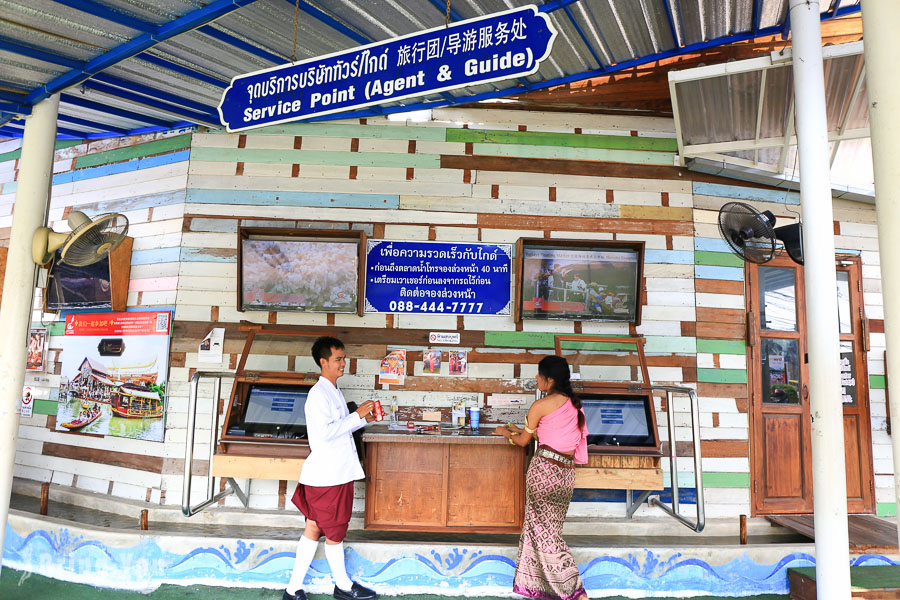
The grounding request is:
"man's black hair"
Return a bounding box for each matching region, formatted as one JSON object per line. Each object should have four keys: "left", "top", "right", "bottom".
{"left": 311, "top": 336, "right": 344, "bottom": 370}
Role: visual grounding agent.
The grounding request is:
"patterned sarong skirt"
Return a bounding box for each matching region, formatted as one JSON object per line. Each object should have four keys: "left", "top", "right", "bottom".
{"left": 512, "top": 453, "right": 585, "bottom": 600}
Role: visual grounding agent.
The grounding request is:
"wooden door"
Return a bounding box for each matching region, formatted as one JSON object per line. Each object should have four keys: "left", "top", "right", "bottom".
{"left": 836, "top": 258, "right": 875, "bottom": 514}
{"left": 748, "top": 256, "right": 875, "bottom": 515}
{"left": 749, "top": 256, "right": 812, "bottom": 514}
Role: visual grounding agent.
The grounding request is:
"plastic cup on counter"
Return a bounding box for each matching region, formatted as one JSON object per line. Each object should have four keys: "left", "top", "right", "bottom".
{"left": 469, "top": 406, "right": 480, "bottom": 430}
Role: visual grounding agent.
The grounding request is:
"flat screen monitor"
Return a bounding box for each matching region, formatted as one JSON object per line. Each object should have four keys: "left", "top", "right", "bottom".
{"left": 46, "top": 252, "right": 112, "bottom": 311}
{"left": 582, "top": 395, "right": 655, "bottom": 447}
{"left": 242, "top": 384, "right": 310, "bottom": 437}
{"left": 520, "top": 243, "right": 641, "bottom": 322}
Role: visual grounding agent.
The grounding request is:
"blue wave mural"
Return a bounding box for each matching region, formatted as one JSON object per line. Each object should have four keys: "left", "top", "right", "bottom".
{"left": 3, "top": 520, "right": 897, "bottom": 596}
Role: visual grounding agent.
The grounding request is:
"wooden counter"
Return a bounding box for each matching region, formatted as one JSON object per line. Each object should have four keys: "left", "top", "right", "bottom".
{"left": 362, "top": 425, "right": 525, "bottom": 533}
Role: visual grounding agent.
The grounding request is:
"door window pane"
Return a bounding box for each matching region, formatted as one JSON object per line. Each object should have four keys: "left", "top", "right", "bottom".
{"left": 836, "top": 271, "right": 852, "bottom": 334}
{"left": 762, "top": 338, "right": 801, "bottom": 404}
{"left": 759, "top": 267, "right": 798, "bottom": 331}
{"left": 840, "top": 341, "right": 857, "bottom": 406}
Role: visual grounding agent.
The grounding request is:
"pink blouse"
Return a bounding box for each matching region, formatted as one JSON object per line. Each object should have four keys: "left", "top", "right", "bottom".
{"left": 536, "top": 399, "right": 589, "bottom": 464}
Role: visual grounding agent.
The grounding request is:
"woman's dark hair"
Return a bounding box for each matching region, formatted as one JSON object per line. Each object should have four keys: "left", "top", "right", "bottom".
{"left": 311, "top": 336, "right": 344, "bottom": 369}
{"left": 538, "top": 355, "right": 585, "bottom": 430}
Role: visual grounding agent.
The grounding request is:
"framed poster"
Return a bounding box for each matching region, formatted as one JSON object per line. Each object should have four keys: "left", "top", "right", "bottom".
{"left": 56, "top": 311, "right": 171, "bottom": 442}
{"left": 26, "top": 328, "right": 47, "bottom": 371}
{"left": 516, "top": 238, "right": 644, "bottom": 324}
{"left": 238, "top": 227, "right": 365, "bottom": 315}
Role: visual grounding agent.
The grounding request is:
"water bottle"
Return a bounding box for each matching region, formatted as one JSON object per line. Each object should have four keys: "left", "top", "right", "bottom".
{"left": 390, "top": 395, "right": 399, "bottom": 426}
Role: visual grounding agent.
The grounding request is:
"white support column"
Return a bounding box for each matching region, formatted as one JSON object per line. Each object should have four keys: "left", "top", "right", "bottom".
{"left": 861, "top": 1, "right": 900, "bottom": 545}
{"left": 789, "top": 2, "right": 851, "bottom": 597}
{"left": 0, "top": 95, "right": 59, "bottom": 565}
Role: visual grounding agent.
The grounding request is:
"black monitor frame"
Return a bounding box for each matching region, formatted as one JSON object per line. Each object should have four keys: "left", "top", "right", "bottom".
{"left": 581, "top": 393, "right": 657, "bottom": 449}
{"left": 239, "top": 383, "right": 311, "bottom": 438}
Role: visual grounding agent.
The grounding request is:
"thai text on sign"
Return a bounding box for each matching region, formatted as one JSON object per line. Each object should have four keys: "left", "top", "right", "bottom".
{"left": 218, "top": 5, "right": 556, "bottom": 132}
{"left": 365, "top": 241, "right": 512, "bottom": 315}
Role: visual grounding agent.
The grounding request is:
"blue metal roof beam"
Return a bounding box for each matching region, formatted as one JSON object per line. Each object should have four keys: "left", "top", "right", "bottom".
{"left": 26, "top": 0, "right": 262, "bottom": 106}
{"left": 662, "top": 0, "right": 682, "bottom": 47}
{"left": 0, "top": 101, "right": 31, "bottom": 116}
{"left": 58, "top": 113, "right": 129, "bottom": 134}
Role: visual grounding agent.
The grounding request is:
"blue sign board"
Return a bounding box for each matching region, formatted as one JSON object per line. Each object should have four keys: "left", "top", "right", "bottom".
{"left": 218, "top": 5, "right": 557, "bottom": 132}
{"left": 365, "top": 240, "right": 512, "bottom": 315}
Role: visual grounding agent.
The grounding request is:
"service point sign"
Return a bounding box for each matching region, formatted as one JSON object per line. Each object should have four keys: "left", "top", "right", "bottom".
{"left": 218, "top": 5, "right": 556, "bottom": 132}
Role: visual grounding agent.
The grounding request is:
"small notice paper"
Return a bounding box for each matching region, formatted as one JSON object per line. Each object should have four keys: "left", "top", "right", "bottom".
{"left": 488, "top": 394, "right": 529, "bottom": 407}
{"left": 198, "top": 328, "right": 225, "bottom": 364}
{"left": 20, "top": 386, "right": 34, "bottom": 417}
{"left": 380, "top": 349, "right": 407, "bottom": 386}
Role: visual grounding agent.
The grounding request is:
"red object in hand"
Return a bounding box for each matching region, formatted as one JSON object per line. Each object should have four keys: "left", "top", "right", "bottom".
{"left": 373, "top": 399, "right": 384, "bottom": 421}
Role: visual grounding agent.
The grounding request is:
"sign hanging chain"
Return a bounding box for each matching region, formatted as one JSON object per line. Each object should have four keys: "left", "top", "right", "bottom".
{"left": 445, "top": 0, "right": 451, "bottom": 27}
{"left": 291, "top": 0, "right": 300, "bottom": 63}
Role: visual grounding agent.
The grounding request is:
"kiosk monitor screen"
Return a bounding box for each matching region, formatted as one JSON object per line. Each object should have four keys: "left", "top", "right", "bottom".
{"left": 243, "top": 385, "right": 309, "bottom": 436}
{"left": 582, "top": 395, "right": 655, "bottom": 447}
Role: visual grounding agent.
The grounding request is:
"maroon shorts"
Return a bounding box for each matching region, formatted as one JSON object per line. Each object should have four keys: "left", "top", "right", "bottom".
{"left": 291, "top": 481, "right": 354, "bottom": 542}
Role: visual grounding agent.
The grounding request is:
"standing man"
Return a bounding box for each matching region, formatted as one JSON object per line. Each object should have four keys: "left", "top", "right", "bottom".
{"left": 283, "top": 336, "right": 378, "bottom": 600}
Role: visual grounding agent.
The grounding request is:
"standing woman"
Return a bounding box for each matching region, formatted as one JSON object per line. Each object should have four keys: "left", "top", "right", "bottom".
{"left": 494, "top": 355, "right": 589, "bottom": 600}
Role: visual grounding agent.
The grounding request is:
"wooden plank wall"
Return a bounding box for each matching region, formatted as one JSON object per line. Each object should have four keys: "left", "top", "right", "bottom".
{"left": 0, "top": 108, "right": 887, "bottom": 519}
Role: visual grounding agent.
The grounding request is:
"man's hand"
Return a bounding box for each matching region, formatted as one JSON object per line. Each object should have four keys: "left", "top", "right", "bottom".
{"left": 355, "top": 400, "right": 375, "bottom": 419}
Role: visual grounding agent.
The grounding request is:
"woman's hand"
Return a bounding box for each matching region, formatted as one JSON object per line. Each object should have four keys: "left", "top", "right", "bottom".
{"left": 492, "top": 425, "right": 509, "bottom": 437}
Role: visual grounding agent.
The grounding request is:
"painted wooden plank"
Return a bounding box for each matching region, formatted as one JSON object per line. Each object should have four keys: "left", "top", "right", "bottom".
{"left": 433, "top": 107, "right": 675, "bottom": 134}
{"left": 188, "top": 174, "right": 474, "bottom": 198}
{"left": 52, "top": 174, "right": 188, "bottom": 209}
{"left": 696, "top": 293, "right": 745, "bottom": 310}
{"left": 646, "top": 291, "right": 695, "bottom": 307}
{"left": 185, "top": 203, "right": 479, "bottom": 225}
{"left": 870, "top": 375, "right": 886, "bottom": 389}
{"left": 692, "top": 181, "right": 800, "bottom": 205}
{"left": 128, "top": 276, "right": 179, "bottom": 292}
{"left": 695, "top": 250, "right": 745, "bottom": 268}
{"left": 185, "top": 188, "right": 398, "bottom": 209}
{"left": 615, "top": 233, "right": 668, "bottom": 250}
{"left": 447, "top": 128, "right": 678, "bottom": 151}
{"left": 53, "top": 150, "right": 189, "bottom": 186}
{"left": 399, "top": 195, "right": 619, "bottom": 219}
{"left": 180, "top": 247, "right": 238, "bottom": 263}
{"left": 697, "top": 339, "right": 747, "bottom": 355}
{"left": 224, "top": 122, "right": 447, "bottom": 141}
{"left": 75, "top": 134, "right": 192, "bottom": 169}
{"left": 476, "top": 171, "right": 692, "bottom": 194}
{"left": 644, "top": 249, "right": 694, "bottom": 264}
{"left": 643, "top": 336, "right": 697, "bottom": 354}
{"left": 694, "top": 265, "right": 745, "bottom": 282}
{"left": 698, "top": 368, "right": 748, "bottom": 384}
{"left": 471, "top": 142, "right": 675, "bottom": 166}
{"left": 694, "top": 237, "right": 732, "bottom": 253}
{"left": 131, "top": 247, "right": 181, "bottom": 266}
{"left": 0, "top": 139, "right": 80, "bottom": 164}
{"left": 702, "top": 472, "right": 750, "bottom": 488}
{"left": 618, "top": 205, "right": 692, "bottom": 221}
{"left": 190, "top": 146, "right": 440, "bottom": 169}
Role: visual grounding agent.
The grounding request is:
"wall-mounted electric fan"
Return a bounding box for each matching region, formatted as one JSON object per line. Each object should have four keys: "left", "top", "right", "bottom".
{"left": 32, "top": 211, "right": 129, "bottom": 267}
{"left": 717, "top": 201, "right": 803, "bottom": 265}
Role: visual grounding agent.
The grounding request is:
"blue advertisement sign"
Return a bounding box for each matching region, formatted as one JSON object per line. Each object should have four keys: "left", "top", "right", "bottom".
{"left": 218, "top": 5, "right": 557, "bottom": 132}
{"left": 365, "top": 241, "right": 512, "bottom": 315}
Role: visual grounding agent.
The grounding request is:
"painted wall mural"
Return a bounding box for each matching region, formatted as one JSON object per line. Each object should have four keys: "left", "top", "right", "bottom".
{"left": 4, "top": 515, "right": 897, "bottom": 597}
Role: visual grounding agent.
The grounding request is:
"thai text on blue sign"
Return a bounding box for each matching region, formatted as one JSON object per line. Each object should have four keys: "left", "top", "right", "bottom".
{"left": 218, "top": 5, "right": 557, "bottom": 132}
{"left": 365, "top": 241, "right": 512, "bottom": 315}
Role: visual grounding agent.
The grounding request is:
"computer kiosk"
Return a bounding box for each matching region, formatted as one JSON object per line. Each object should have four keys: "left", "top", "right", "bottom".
{"left": 212, "top": 324, "right": 320, "bottom": 480}
{"left": 557, "top": 335, "right": 665, "bottom": 510}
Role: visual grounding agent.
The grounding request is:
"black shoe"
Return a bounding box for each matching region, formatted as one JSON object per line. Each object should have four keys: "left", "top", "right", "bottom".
{"left": 333, "top": 582, "right": 377, "bottom": 600}
{"left": 283, "top": 589, "right": 308, "bottom": 600}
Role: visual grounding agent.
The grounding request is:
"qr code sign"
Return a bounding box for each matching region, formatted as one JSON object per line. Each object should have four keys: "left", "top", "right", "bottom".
{"left": 155, "top": 312, "right": 170, "bottom": 333}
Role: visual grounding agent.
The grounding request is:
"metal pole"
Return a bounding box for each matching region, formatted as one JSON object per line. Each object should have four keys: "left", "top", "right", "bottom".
{"left": 0, "top": 94, "right": 59, "bottom": 566}
{"left": 788, "top": 2, "right": 851, "bottom": 597}
{"left": 861, "top": 0, "right": 900, "bottom": 548}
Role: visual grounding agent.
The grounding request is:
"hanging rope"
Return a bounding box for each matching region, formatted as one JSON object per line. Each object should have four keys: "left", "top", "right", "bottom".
{"left": 291, "top": 0, "right": 300, "bottom": 63}
{"left": 445, "top": 0, "right": 451, "bottom": 28}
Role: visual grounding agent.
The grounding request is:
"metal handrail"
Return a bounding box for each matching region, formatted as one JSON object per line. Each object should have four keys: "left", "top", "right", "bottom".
{"left": 182, "top": 370, "right": 241, "bottom": 517}
{"left": 648, "top": 384, "right": 706, "bottom": 532}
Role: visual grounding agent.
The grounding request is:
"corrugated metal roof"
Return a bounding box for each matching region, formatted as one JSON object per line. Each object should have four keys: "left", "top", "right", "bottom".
{"left": 0, "top": 0, "right": 861, "bottom": 139}
{"left": 670, "top": 40, "right": 873, "bottom": 199}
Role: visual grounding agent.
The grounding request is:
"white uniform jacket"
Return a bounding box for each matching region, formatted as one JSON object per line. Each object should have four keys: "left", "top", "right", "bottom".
{"left": 298, "top": 376, "right": 368, "bottom": 487}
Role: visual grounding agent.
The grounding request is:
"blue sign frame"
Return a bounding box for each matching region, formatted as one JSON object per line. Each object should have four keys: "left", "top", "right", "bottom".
{"left": 365, "top": 240, "right": 512, "bottom": 315}
{"left": 218, "top": 5, "right": 557, "bottom": 132}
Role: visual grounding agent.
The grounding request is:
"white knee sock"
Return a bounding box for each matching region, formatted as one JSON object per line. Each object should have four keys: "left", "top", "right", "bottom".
{"left": 286, "top": 535, "right": 318, "bottom": 594}
{"left": 324, "top": 542, "right": 354, "bottom": 591}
